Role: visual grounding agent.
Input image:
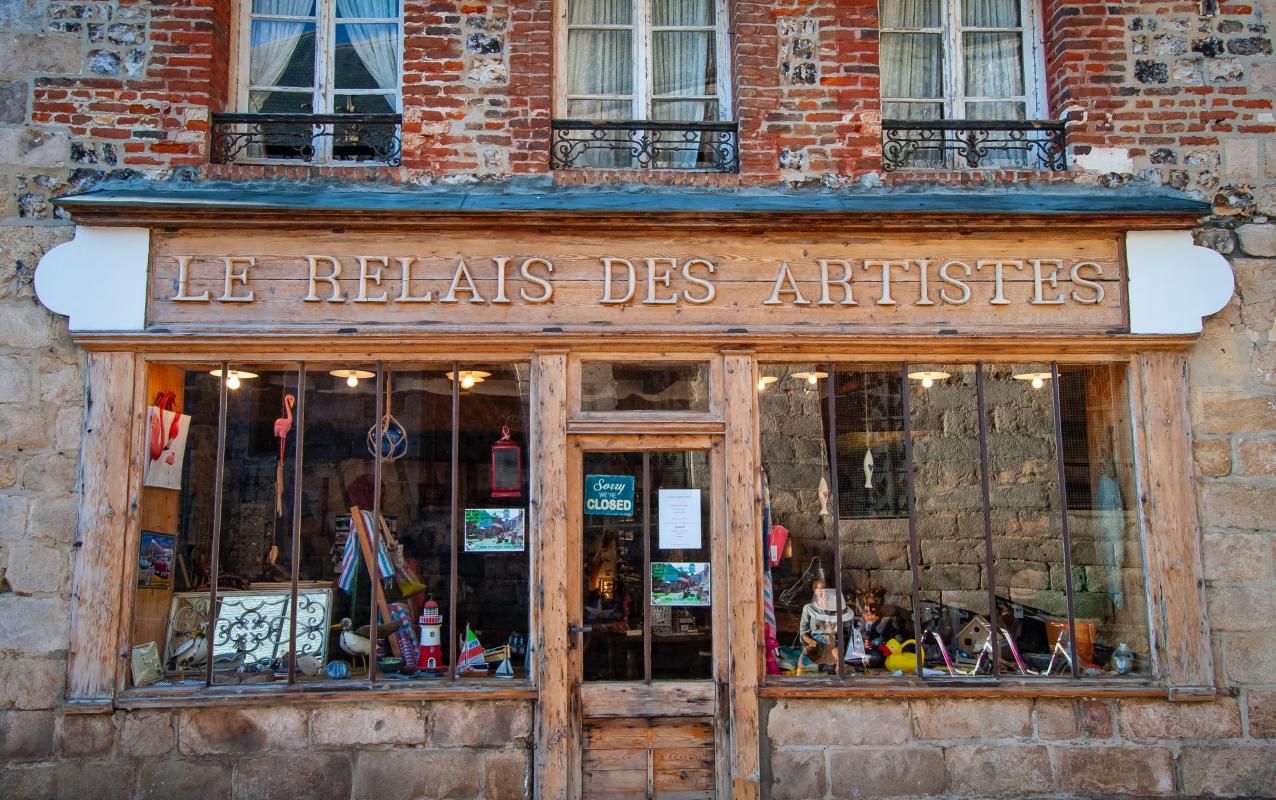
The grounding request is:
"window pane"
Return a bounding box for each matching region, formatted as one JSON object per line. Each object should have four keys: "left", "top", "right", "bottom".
{"left": 564, "top": 98, "right": 631, "bottom": 120}
{"left": 253, "top": 0, "right": 316, "bottom": 16}
{"left": 653, "top": 31, "right": 716, "bottom": 96}
{"left": 565, "top": 30, "right": 634, "bottom": 95}
{"left": 335, "top": 0, "right": 399, "bottom": 18}
{"left": 248, "top": 89, "right": 313, "bottom": 113}
{"left": 909, "top": 365, "right": 992, "bottom": 678}
{"left": 882, "top": 101, "right": 943, "bottom": 120}
{"left": 568, "top": 0, "right": 632, "bottom": 25}
{"left": 650, "top": 450, "right": 713, "bottom": 680}
{"left": 962, "top": 0, "right": 1020, "bottom": 28}
{"left": 580, "top": 362, "right": 710, "bottom": 412}
{"left": 334, "top": 23, "right": 399, "bottom": 91}
{"left": 880, "top": 0, "right": 942, "bottom": 28}
{"left": 300, "top": 366, "right": 376, "bottom": 682}
{"left": 758, "top": 365, "right": 843, "bottom": 677}
{"left": 880, "top": 32, "right": 943, "bottom": 98}
{"left": 212, "top": 366, "right": 301, "bottom": 685}
{"left": 129, "top": 366, "right": 221, "bottom": 688}
{"left": 456, "top": 363, "right": 531, "bottom": 679}
{"left": 965, "top": 100, "right": 1025, "bottom": 119}
{"left": 652, "top": 0, "right": 715, "bottom": 26}
{"left": 983, "top": 364, "right": 1068, "bottom": 678}
{"left": 651, "top": 99, "right": 717, "bottom": 121}
{"left": 964, "top": 31, "right": 1024, "bottom": 97}
{"left": 372, "top": 366, "right": 454, "bottom": 681}
{"left": 250, "top": 21, "right": 316, "bottom": 88}
{"left": 583, "top": 451, "right": 646, "bottom": 680}
{"left": 333, "top": 93, "right": 395, "bottom": 113}
{"left": 1059, "top": 364, "right": 1149, "bottom": 676}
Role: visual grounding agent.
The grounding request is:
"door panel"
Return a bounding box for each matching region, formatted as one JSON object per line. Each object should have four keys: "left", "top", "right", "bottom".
{"left": 577, "top": 446, "right": 719, "bottom": 800}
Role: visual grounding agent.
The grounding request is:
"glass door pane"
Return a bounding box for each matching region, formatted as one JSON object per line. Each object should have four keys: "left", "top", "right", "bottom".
{"left": 650, "top": 450, "right": 712, "bottom": 680}
{"left": 583, "top": 451, "right": 646, "bottom": 681}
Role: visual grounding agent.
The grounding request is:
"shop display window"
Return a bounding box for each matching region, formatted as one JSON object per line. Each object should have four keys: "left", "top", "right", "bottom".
{"left": 759, "top": 361, "right": 1149, "bottom": 682}
{"left": 127, "top": 361, "right": 530, "bottom": 690}
{"left": 579, "top": 361, "right": 711, "bottom": 412}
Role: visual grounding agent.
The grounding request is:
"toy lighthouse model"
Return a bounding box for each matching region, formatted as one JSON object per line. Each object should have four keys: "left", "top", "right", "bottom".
{"left": 418, "top": 600, "right": 444, "bottom": 675}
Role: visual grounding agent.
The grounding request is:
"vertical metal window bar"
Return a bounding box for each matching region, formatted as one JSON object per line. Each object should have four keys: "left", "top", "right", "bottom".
{"left": 206, "top": 361, "right": 230, "bottom": 688}
{"left": 642, "top": 451, "right": 653, "bottom": 685}
{"left": 449, "top": 361, "right": 460, "bottom": 682}
{"left": 975, "top": 364, "right": 1000, "bottom": 678}
{"left": 288, "top": 364, "right": 306, "bottom": 685}
{"left": 823, "top": 362, "right": 845, "bottom": 679}
{"left": 901, "top": 364, "right": 924, "bottom": 679}
{"left": 1049, "top": 362, "right": 1081, "bottom": 679}
{"left": 369, "top": 363, "right": 385, "bottom": 684}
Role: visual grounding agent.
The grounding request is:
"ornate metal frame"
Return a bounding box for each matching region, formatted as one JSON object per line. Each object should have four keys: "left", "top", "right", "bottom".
{"left": 881, "top": 119, "right": 1067, "bottom": 172}
{"left": 210, "top": 113, "right": 402, "bottom": 166}
{"left": 550, "top": 120, "right": 739, "bottom": 172}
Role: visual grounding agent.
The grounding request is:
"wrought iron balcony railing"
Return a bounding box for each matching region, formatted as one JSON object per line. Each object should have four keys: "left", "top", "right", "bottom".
{"left": 881, "top": 118, "right": 1067, "bottom": 172}
{"left": 210, "top": 112, "right": 402, "bottom": 166}
{"left": 550, "top": 119, "right": 739, "bottom": 172}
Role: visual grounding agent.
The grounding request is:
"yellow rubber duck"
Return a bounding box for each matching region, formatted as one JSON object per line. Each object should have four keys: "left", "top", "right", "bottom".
{"left": 884, "top": 638, "right": 923, "bottom": 673}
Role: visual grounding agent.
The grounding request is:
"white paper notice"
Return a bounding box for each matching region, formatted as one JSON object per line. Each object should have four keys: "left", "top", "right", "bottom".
{"left": 658, "top": 489, "right": 702, "bottom": 550}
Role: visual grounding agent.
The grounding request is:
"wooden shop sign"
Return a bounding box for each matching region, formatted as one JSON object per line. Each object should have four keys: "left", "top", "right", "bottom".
{"left": 148, "top": 228, "right": 1126, "bottom": 332}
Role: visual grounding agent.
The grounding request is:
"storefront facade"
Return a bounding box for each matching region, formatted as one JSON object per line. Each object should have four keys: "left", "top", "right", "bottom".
{"left": 3, "top": 0, "right": 1276, "bottom": 798}
{"left": 15, "top": 181, "right": 1239, "bottom": 799}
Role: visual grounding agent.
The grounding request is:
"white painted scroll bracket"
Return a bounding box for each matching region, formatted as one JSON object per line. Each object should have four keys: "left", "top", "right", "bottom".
{"left": 1126, "top": 230, "right": 1234, "bottom": 335}
{"left": 35, "top": 225, "right": 149, "bottom": 332}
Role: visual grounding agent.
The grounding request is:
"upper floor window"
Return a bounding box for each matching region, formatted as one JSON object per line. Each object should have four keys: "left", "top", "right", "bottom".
{"left": 216, "top": 0, "right": 403, "bottom": 164}
{"left": 551, "top": 0, "right": 738, "bottom": 171}
{"left": 880, "top": 0, "right": 1042, "bottom": 122}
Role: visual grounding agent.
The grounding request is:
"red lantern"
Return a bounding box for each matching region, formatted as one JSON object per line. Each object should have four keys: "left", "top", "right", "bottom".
{"left": 491, "top": 424, "right": 522, "bottom": 498}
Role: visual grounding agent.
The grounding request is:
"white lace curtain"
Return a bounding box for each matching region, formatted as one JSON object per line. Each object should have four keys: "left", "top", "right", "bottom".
{"left": 336, "top": 0, "right": 400, "bottom": 101}
{"left": 249, "top": 0, "right": 315, "bottom": 111}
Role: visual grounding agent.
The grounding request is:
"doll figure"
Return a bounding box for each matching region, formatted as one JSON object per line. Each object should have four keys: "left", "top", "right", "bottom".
{"left": 850, "top": 585, "right": 904, "bottom": 669}
{"left": 799, "top": 577, "right": 853, "bottom": 672}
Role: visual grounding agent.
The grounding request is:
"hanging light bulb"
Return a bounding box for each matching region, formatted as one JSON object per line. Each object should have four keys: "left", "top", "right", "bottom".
{"left": 329, "top": 368, "right": 375, "bottom": 388}
{"left": 461, "top": 374, "right": 476, "bottom": 390}
{"left": 209, "top": 368, "right": 257, "bottom": 389}
{"left": 757, "top": 376, "right": 778, "bottom": 392}
{"left": 907, "top": 370, "right": 950, "bottom": 388}
{"left": 1013, "top": 372, "right": 1053, "bottom": 390}
{"left": 447, "top": 370, "right": 491, "bottom": 390}
{"left": 347, "top": 374, "right": 359, "bottom": 387}
{"left": 791, "top": 370, "right": 828, "bottom": 386}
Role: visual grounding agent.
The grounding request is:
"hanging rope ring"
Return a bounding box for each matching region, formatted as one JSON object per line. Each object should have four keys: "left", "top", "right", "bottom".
{"left": 366, "top": 370, "right": 408, "bottom": 461}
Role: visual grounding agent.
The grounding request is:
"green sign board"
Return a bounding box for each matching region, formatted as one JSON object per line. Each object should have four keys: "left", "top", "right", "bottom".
{"left": 584, "top": 474, "right": 635, "bottom": 516}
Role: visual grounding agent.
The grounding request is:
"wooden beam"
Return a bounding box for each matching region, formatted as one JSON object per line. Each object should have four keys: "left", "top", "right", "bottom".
{"left": 723, "top": 352, "right": 761, "bottom": 800}
{"left": 532, "top": 351, "right": 575, "bottom": 800}
{"left": 68, "top": 352, "right": 140, "bottom": 708}
{"left": 1134, "top": 352, "right": 1214, "bottom": 694}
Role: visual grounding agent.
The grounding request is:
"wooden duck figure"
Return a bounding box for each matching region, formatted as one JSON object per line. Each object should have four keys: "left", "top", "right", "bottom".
{"left": 173, "top": 625, "right": 208, "bottom": 672}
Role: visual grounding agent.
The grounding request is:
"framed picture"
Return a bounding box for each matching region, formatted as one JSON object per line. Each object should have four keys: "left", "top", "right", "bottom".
{"left": 650, "top": 561, "right": 711, "bottom": 607}
{"left": 463, "top": 508, "right": 526, "bottom": 552}
{"left": 143, "top": 405, "right": 191, "bottom": 490}
{"left": 137, "top": 531, "right": 175, "bottom": 589}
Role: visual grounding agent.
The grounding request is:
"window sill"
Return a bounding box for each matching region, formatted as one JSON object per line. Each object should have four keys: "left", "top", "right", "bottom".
{"left": 759, "top": 676, "right": 1190, "bottom": 701}
{"left": 110, "top": 679, "right": 536, "bottom": 710}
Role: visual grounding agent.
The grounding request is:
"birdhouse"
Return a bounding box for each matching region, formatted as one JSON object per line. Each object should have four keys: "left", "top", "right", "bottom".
{"left": 491, "top": 424, "right": 521, "bottom": 498}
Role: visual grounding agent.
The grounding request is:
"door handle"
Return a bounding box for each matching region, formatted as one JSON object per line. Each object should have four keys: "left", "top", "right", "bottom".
{"left": 568, "top": 624, "right": 593, "bottom": 647}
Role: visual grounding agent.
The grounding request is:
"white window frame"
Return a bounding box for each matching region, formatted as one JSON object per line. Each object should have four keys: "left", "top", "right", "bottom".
{"left": 879, "top": 0, "right": 1046, "bottom": 121}
{"left": 553, "top": 0, "right": 734, "bottom": 122}
{"left": 233, "top": 0, "right": 404, "bottom": 164}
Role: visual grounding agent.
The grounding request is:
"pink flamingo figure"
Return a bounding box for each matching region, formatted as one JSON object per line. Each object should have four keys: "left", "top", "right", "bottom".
{"left": 273, "top": 394, "right": 296, "bottom": 518}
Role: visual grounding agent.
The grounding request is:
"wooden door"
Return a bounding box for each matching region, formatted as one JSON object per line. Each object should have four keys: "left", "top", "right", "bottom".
{"left": 569, "top": 437, "right": 725, "bottom": 800}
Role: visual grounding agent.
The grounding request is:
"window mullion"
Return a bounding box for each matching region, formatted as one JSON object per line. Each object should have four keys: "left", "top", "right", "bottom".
{"left": 1049, "top": 362, "right": 1082, "bottom": 678}
{"left": 318, "top": 0, "right": 334, "bottom": 161}
{"left": 636, "top": 0, "right": 650, "bottom": 119}
{"left": 823, "top": 362, "right": 845, "bottom": 680}
{"left": 975, "top": 363, "right": 1000, "bottom": 679}
{"left": 947, "top": 0, "right": 963, "bottom": 119}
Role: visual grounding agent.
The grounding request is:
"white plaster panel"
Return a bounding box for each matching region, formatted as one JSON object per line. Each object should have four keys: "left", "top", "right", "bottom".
{"left": 1126, "top": 230, "right": 1234, "bottom": 335}
{"left": 34, "top": 225, "right": 149, "bottom": 331}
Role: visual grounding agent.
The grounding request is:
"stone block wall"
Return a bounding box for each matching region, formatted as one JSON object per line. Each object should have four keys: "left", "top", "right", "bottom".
{"left": 767, "top": 696, "right": 1276, "bottom": 799}
{"left": 1, "top": 700, "right": 532, "bottom": 799}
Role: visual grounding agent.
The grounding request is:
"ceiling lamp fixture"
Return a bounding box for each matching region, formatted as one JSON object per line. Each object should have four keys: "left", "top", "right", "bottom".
{"left": 329, "top": 368, "right": 375, "bottom": 388}
{"left": 757, "top": 376, "right": 779, "bottom": 392}
{"left": 907, "top": 370, "right": 950, "bottom": 389}
{"left": 1013, "top": 371, "right": 1053, "bottom": 390}
{"left": 791, "top": 370, "right": 828, "bottom": 386}
{"left": 447, "top": 369, "right": 492, "bottom": 390}
{"left": 208, "top": 368, "right": 258, "bottom": 390}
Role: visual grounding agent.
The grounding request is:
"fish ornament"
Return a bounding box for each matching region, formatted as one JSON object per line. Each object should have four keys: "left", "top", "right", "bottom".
{"left": 863, "top": 448, "right": 875, "bottom": 490}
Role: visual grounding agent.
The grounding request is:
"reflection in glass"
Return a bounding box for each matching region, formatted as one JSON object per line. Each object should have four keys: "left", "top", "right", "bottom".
{"left": 580, "top": 362, "right": 710, "bottom": 412}
{"left": 909, "top": 364, "right": 991, "bottom": 677}
{"left": 1059, "top": 364, "right": 1148, "bottom": 675}
{"left": 582, "top": 451, "right": 646, "bottom": 681}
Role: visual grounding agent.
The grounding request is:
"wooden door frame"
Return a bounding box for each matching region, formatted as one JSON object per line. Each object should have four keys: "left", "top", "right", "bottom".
{"left": 566, "top": 433, "right": 728, "bottom": 799}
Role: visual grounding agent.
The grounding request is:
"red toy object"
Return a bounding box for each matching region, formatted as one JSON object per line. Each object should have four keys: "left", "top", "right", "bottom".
{"left": 490, "top": 424, "right": 522, "bottom": 498}
{"left": 418, "top": 600, "right": 445, "bottom": 674}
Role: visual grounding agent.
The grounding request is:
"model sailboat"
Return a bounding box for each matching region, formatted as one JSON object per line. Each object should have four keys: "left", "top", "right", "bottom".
{"left": 456, "top": 624, "right": 487, "bottom": 675}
